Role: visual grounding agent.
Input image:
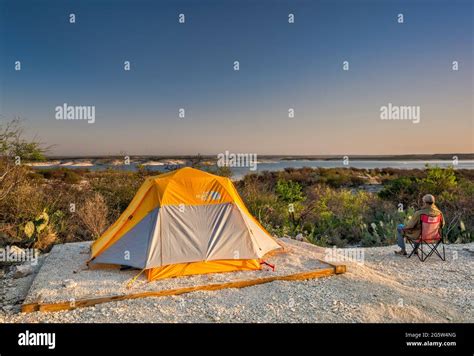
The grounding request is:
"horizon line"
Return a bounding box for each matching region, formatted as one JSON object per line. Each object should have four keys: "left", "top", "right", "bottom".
{"left": 43, "top": 153, "right": 474, "bottom": 159}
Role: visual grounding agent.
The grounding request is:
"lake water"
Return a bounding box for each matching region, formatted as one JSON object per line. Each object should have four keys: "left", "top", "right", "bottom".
{"left": 33, "top": 160, "right": 474, "bottom": 180}
{"left": 231, "top": 160, "right": 473, "bottom": 178}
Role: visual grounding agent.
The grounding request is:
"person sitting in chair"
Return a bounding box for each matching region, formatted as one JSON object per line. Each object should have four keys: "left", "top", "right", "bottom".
{"left": 395, "top": 194, "right": 445, "bottom": 256}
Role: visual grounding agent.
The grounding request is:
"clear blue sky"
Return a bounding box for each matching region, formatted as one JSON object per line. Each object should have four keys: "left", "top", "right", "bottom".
{"left": 0, "top": 0, "right": 472, "bottom": 156}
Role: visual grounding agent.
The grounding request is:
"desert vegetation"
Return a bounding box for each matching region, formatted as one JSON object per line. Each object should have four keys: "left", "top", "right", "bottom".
{"left": 1, "top": 120, "right": 473, "bottom": 251}
{"left": 237, "top": 166, "right": 473, "bottom": 247}
{"left": 1, "top": 163, "right": 472, "bottom": 251}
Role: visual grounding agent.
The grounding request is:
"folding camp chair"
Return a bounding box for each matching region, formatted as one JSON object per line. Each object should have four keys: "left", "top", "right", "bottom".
{"left": 407, "top": 214, "right": 445, "bottom": 262}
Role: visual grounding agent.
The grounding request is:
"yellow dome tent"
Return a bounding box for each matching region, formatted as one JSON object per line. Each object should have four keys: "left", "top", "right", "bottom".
{"left": 90, "top": 167, "right": 282, "bottom": 281}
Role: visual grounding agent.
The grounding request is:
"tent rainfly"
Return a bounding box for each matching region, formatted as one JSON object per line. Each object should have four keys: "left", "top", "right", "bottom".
{"left": 90, "top": 167, "right": 282, "bottom": 280}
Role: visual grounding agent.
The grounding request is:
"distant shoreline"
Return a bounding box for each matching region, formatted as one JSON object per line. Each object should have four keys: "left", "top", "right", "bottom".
{"left": 40, "top": 153, "right": 474, "bottom": 162}
{"left": 24, "top": 157, "right": 474, "bottom": 178}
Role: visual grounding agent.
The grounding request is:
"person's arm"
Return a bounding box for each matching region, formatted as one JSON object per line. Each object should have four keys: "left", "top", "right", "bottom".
{"left": 403, "top": 211, "right": 420, "bottom": 231}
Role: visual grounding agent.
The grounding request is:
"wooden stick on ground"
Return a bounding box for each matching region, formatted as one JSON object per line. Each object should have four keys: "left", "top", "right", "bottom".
{"left": 21, "top": 263, "right": 344, "bottom": 313}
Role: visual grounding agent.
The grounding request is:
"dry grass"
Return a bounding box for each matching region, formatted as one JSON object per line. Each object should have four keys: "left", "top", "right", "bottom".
{"left": 76, "top": 192, "right": 108, "bottom": 239}
{"left": 33, "top": 226, "right": 57, "bottom": 251}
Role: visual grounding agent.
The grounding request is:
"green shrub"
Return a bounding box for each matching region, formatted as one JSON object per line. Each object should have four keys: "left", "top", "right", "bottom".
{"left": 90, "top": 171, "right": 144, "bottom": 221}
{"left": 63, "top": 170, "right": 82, "bottom": 184}
{"left": 305, "top": 187, "right": 370, "bottom": 246}
{"left": 275, "top": 179, "right": 304, "bottom": 203}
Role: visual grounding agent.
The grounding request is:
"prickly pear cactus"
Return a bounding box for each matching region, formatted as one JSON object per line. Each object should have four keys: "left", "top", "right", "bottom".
{"left": 24, "top": 221, "right": 35, "bottom": 238}
{"left": 35, "top": 210, "right": 49, "bottom": 233}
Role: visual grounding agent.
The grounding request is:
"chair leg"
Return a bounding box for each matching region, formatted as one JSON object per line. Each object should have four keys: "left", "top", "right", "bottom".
{"left": 422, "top": 241, "right": 446, "bottom": 261}
{"left": 440, "top": 242, "right": 446, "bottom": 261}
{"left": 426, "top": 243, "right": 439, "bottom": 260}
{"left": 419, "top": 242, "right": 425, "bottom": 262}
{"left": 407, "top": 240, "right": 417, "bottom": 259}
{"left": 405, "top": 236, "right": 445, "bottom": 262}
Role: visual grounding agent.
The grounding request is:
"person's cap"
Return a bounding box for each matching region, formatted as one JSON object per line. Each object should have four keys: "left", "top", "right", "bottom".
{"left": 422, "top": 194, "right": 435, "bottom": 204}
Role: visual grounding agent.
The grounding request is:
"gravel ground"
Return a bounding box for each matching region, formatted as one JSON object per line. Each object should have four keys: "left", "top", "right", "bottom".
{"left": 1, "top": 239, "right": 472, "bottom": 323}
{"left": 21, "top": 240, "right": 329, "bottom": 304}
